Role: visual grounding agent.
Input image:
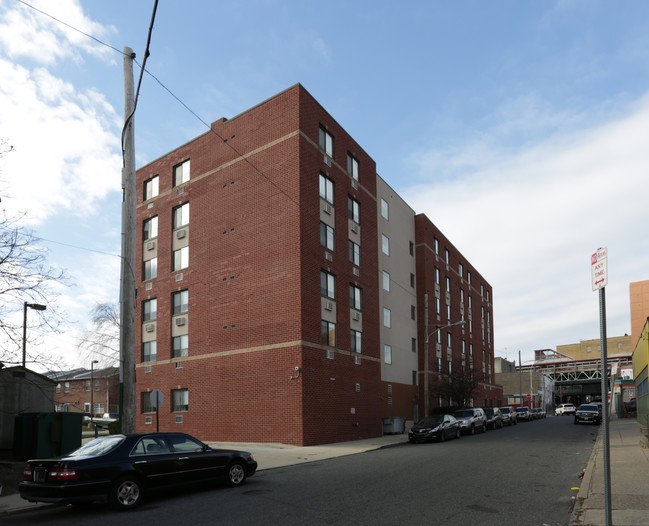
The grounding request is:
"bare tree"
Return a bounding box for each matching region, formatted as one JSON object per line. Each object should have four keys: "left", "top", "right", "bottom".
{"left": 76, "top": 302, "right": 120, "bottom": 368}
{"left": 0, "top": 139, "right": 68, "bottom": 369}
{"left": 430, "top": 355, "right": 482, "bottom": 409}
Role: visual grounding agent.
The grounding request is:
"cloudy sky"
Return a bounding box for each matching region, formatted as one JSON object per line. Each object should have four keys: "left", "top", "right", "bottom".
{"left": 1, "top": 0, "right": 648, "bottom": 369}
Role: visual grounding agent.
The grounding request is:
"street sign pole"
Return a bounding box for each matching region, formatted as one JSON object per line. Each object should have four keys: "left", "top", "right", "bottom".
{"left": 592, "top": 248, "right": 612, "bottom": 526}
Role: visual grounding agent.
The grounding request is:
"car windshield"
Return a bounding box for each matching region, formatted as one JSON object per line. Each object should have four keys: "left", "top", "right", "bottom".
{"left": 66, "top": 435, "right": 125, "bottom": 458}
{"left": 454, "top": 410, "right": 473, "bottom": 418}
{"left": 416, "top": 416, "right": 443, "bottom": 427}
{"left": 501, "top": 408, "right": 510, "bottom": 414}
{"left": 579, "top": 405, "right": 597, "bottom": 411}
{"left": 485, "top": 409, "right": 494, "bottom": 417}
{"left": 516, "top": 408, "right": 527, "bottom": 412}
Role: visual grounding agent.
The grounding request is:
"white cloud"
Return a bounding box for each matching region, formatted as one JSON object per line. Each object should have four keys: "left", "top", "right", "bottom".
{"left": 0, "top": 0, "right": 116, "bottom": 65}
{"left": 404, "top": 94, "right": 649, "bottom": 360}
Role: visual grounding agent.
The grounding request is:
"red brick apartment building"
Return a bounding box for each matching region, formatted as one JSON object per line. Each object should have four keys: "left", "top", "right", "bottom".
{"left": 135, "top": 84, "right": 500, "bottom": 445}
{"left": 50, "top": 367, "right": 120, "bottom": 417}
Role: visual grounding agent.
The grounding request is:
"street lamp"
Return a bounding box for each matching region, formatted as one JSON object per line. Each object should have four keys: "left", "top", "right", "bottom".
{"left": 22, "top": 302, "right": 47, "bottom": 368}
{"left": 424, "top": 293, "right": 466, "bottom": 416}
{"left": 91, "top": 360, "right": 99, "bottom": 438}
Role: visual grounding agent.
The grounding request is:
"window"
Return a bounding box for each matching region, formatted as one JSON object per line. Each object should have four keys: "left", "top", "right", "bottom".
{"left": 435, "top": 297, "right": 441, "bottom": 314}
{"left": 347, "top": 153, "right": 359, "bottom": 181}
{"left": 173, "top": 160, "right": 190, "bottom": 186}
{"left": 350, "top": 285, "right": 362, "bottom": 310}
{"left": 446, "top": 276, "right": 451, "bottom": 293}
{"left": 142, "top": 341, "right": 157, "bottom": 362}
{"left": 382, "top": 271, "right": 390, "bottom": 291}
{"left": 445, "top": 248, "right": 450, "bottom": 264}
{"left": 85, "top": 380, "right": 90, "bottom": 392}
{"left": 382, "top": 234, "right": 390, "bottom": 255}
{"left": 380, "top": 198, "right": 389, "bottom": 220}
{"left": 143, "top": 258, "right": 157, "bottom": 281}
{"left": 410, "top": 273, "right": 415, "bottom": 287}
{"left": 435, "top": 267, "right": 440, "bottom": 284}
{"left": 141, "top": 392, "right": 155, "bottom": 414}
{"left": 64, "top": 382, "right": 70, "bottom": 392}
{"left": 144, "top": 176, "right": 159, "bottom": 201}
{"left": 319, "top": 126, "right": 333, "bottom": 156}
{"left": 409, "top": 241, "right": 414, "bottom": 256}
{"left": 350, "top": 330, "right": 362, "bottom": 353}
{"left": 321, "top": 320, "right": 336, "bottom": 346}
{"left": 384, "top": 344, "right": 392, "bottom": 364}
{"left": 412, "top": 337, "right": 417, "bottom": 353}
{"left": 172, "top": 335, "right": 189, "bottom": 358}
{"left": 56, "top": 383, "right": 61, "bottom": 393}
{"left": 467, "top": 271, "right": 472, "bottom": 284}
{"left": 349, "top": 240, "right": 361, "bottom": 266}
{"left": 173, "top": 290, "right": 189, "bottom": 315}
{"left": 447, "top": 332, "right": 452, "bottom": 348}
{"left": 94, "top": 379, "right": 100, "bottom": 391}
{"left": 319, "top": 173, "right": 334, "bottom": 204}
{"left": 143, "top": 298, "right": 157, "bottom": 322}
{"left": 348, "top": 196, "right": 360, "bottom": 224}
{"left": 172, "top": 388, "right": 189, "bottom": 412}
{"left": 321, "top": 270, "right": 336, "bottom": 299}
{"left": 459, "top": 262, "right": 464, "bottom": 278}
{"left": 173, "top": 246, "right": 189, "bottom": 271}
{"left": 320, "top": 222, "right": 335, "bottom": 251}
{"left": 143, "top": 216, "right": 158, "bottom": 240}
{"left": 173, "top": 203, "right": 190, "bottom": 229}
{"left": 411, "top": 305, "right": 416, "bottom": 320}
{"left": 83, "top": 403, "right": 90, "bottom": 413}
{"left": 383, "top": 307, "right": 391, "bottom": 328}
{"left": 434, "top": 237, "right": 439, "bottom": 254}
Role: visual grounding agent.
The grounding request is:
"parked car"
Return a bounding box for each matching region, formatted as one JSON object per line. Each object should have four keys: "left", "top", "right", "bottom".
{"left": 408, "top": 414, "right": 461, "bottom": 443}
{"left": 484, "top": 408, "right": 503, "bottom": 430}
{"left": 499, "top": 407, "right": 518, "bottom": 426}
{"left": 453, "top": 408, "right": 487, "bottom": 435}
{"left": 531, "top": 408, "right": 543, "bottom": 420}
{"left": 19, "top": 432, "right": 258, "bottom": 510}
{"left": 515, "top": 406, "right": 531, "bottom": 421}
{"left": 624, "top": 398, "right": 637, "bottom": 413}
{"left": 574, "top": 404, "right": 601, "bottom": 425}
{"left": 555, "top": 403, "right": 576, "bottom": 416}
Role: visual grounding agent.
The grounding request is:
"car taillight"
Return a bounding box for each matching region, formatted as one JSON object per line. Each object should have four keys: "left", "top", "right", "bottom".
{"left": 48, "top": 468, "right": 78, "bottom": 481}
{"left": 23, "top": 467, "right": 33, "bottom": 481}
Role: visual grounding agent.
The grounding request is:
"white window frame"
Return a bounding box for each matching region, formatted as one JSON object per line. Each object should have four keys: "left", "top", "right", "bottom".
{"left": 173, "top": 246, "right": 189, "bottom": 272}
{"left": 173, "top": 202, "right": 190, "bottom": 229}
{"left": 173, "top": 334, "right": 189, "bottom": 358}
{"left": 381, "top": 198, "right": 389, "bottom": 220}
{"left": 382, "top": 271, "right": 390, "bottom": 291}
{"left": 319, "top": 126, "right": 333, "bottom": 156}
{"left": 319, "top": 173, "right": 334, "bottom": 204}
{"left": 382, "top": 234, "right": 390, "bottom": 255}
{"left": 174, "top": 160, "right": 190, "bottom": 186}
{"left": 143, "top": 216, "right": 158, "bottom": 240}
{"left": 383, "top": 307, "right": 391, "bottom": 328}
{"left": 384, "top": 344, "right": 392, "bottom": 364}
{"left": 144, "top": 176, "right": 159, "bottom": 201}
{"left": 320, "top": 222, "right": 335, "bottom": 251}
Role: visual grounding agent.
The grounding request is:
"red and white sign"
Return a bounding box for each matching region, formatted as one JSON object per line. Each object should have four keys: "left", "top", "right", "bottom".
{"left": 526, "top": 394, "right": 532, "bottom": 400}
{"left": 591, "top": 247, "right": 608, "bottom": 291}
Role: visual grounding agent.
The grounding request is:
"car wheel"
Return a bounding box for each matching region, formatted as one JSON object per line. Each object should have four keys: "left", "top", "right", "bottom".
{"left": 482, "top": 423, "right": 487, "bottom": 433}
{"left": 109, "top": 475, "right": 143, "bottom": 511}
{"left": 470, "top": 424, "right": 475, "bottom": 435}
{"left": 440, "top": 429, "right": 446, "bottom": 442}
{"left": 225, "top": 461, "right": 247, "bottom": 487}
{"left": 455, "top": 427, "right": 460, "bottom": 439}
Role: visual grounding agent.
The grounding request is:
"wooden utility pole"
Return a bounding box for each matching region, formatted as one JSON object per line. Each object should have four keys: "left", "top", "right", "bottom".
{"left": 119, "top": 47, "right": 137, "bottom": 434}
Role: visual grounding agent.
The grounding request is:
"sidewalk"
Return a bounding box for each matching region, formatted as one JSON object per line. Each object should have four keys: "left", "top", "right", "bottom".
{"left": 571, "top": 414, "right": 649, "bottom": 526}
{"left": 0, "top": 432, "right": 408, "bottom": 516}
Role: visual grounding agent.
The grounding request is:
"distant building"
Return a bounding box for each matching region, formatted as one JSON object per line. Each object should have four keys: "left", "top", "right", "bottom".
{"left": 630, "top": 280, "right": 649, "bottom": 348}
{"left": 48, "top": 367, "right": 119, "bottom": 417}
{"left": 134, "top": 84, "right": 500, "bottom": 445}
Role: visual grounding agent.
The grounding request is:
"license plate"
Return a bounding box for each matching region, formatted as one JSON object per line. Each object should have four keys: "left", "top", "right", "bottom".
{"left": 34, "top": 467, "right": 47, "bottom": 483}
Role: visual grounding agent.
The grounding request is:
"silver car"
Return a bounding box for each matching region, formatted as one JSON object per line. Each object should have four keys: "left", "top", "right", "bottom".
{"left": 453, "top": 408, "right": 487, "bottom": 435}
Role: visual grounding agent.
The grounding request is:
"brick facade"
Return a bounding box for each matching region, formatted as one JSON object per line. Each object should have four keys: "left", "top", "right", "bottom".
{"left": 135, "top": 84, "right": 500, "bottom": 445}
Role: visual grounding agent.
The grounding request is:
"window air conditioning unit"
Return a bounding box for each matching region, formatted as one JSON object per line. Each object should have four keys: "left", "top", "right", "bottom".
{"left": 324, "top": 301, "right": 334, "bottom": 311}
{"left": 145, "top": 416, "right": 152, "bottom": 425}
{"left": 175, "top": 317, "right": 186, "bottom": 326}
{"left": 145, "top": 324, "right": 154, "bottom": 332}
{"left": 325, "top": 251, "right": 333, "bottom": 262}
{"left": 351, "top": 223, "right": 358, "bottom": 234}
{"left": 352, "top": 267, "right": 360, "bottom": 277}
{"left": 146, "top": 241, "right": 155, "bottom": 251}
{"left": 352, "top": 312, "right": 360, "bottom": 321}
{"left": 324, "top": 203, "right": 333, "bottom": 215}
{"left": 176, "top": 229, "right": 186, "bottom": 239}
{"left": 175, "top": 415, "right": 183, "bottom": 423}
{"left": 324, "top": 154, "right": 332, "bottom": 167}
{"left": 175, "top": 273, "right": 184, "bottom": 282}
{"left": 144, "top": 365, "right": 152, "bottom": 374}
{"left": 327, "top": 350, "right": 335, "bottom": 360}
{"left": 145, "top": 282, "right": 153, "bottom": 291}
{"left": 354, "top": 356, "right": 361, "bottom": 365}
